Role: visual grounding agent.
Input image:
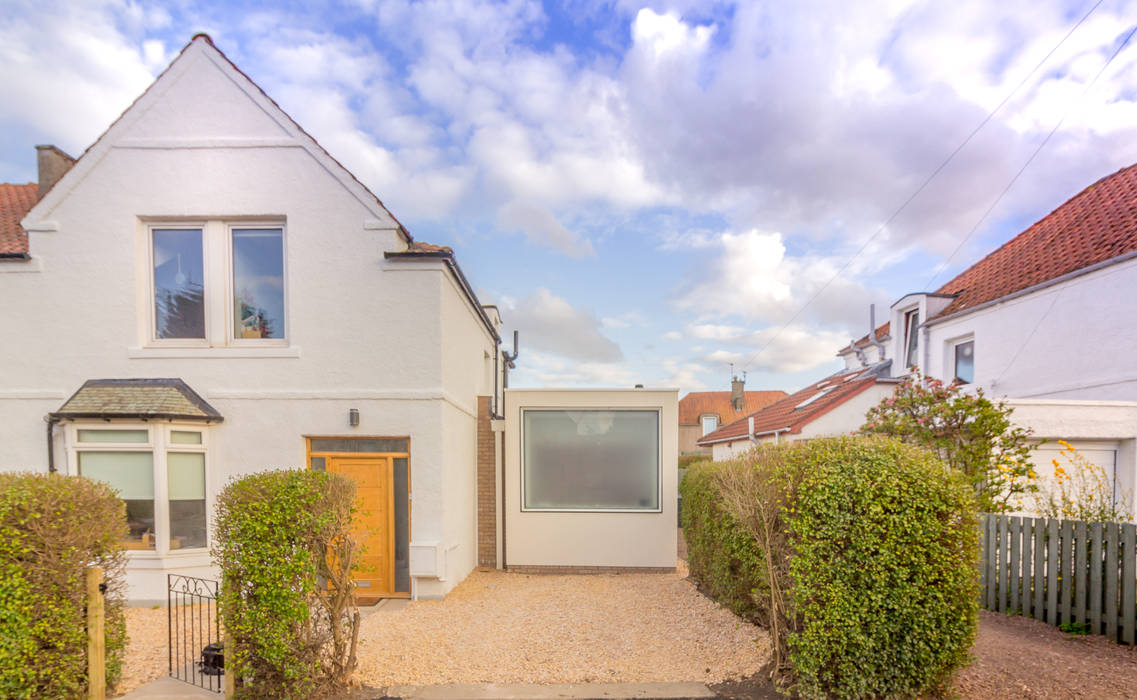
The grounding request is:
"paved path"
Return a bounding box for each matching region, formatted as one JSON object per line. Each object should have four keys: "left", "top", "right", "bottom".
{"left": 116, "top": 674, "right": 219, "bottom": 698}
{"left": 384, "top": 682, "right": 716, "bottom": 698}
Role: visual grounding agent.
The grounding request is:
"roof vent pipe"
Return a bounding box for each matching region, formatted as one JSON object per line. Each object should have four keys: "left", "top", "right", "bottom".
{"left": 868, "top": 304, "right": 886, "bottom": 360}
{"left": 748, "top": 416, "right": 756, "bottom": 443}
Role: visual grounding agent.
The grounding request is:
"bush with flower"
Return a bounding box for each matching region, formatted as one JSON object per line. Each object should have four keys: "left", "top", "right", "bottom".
{"left": 1032, "top": 440, "right": 1133, "bottom": 523}
{"left": 862, "top": 370, "right": 1035, "bottom": 513}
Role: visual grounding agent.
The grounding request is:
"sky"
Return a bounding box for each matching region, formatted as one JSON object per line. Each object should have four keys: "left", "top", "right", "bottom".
{"left": 3, "top": 0, "right": 1137, "bottom": 396}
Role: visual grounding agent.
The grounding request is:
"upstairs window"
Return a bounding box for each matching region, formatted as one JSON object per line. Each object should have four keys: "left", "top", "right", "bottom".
{"left": 954, "top": 340, "right": 974, "bottom": 384}
{"left": 152, "top": 228, "right": 205, "bottom": 339}
{"left": 701, "top": 415, "right": 718, "bottom": 435}
{"left": 232, "top": 228, "right": 285, "bottom": 340}
{"left": 903, "top": 309, "right": 920, "bottom": 369}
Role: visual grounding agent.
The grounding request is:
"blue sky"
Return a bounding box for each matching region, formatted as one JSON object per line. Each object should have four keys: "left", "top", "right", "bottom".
{"left": 3, "top": 0, "right": 1137, "bottom": 395}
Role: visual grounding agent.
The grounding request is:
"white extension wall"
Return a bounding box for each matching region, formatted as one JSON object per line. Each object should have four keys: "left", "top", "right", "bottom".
{"left": 503, "top": 388, "right": 678, "bottom": 569}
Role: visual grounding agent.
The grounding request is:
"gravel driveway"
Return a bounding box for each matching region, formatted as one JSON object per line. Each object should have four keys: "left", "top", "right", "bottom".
{"left": 354, "top": 561, "right": 770, "bottom": 686}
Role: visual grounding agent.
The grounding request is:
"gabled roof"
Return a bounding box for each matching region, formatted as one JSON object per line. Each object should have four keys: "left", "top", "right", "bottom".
{"left": 0, "top": 183, "right": 37, "bottom": 257}
{"left": 934, "top": 162, "right": 1137, "bottom": 319}
{"left": 54, "top": 378, "right": 223, "bottom": 422}
{"left": 697, "top": 369, "right": 891, "bottom": 445}
{"left": 678, "top": 390, "right": 787, "bottom": 425}
{"left": 21, "top": 33, "right": 410, "bottom": 243}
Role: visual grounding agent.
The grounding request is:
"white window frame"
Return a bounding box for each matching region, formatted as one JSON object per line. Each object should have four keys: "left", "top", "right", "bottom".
{"left": 147, "top": 222, "right": 210, "bottom": 347}
{"left": 519, "top": 407, "right": 663, "bottom": 513}
{"left": 225, "top": 223, "right": 289, "bottom": 347}
{"left": 701, "top": 414, "right": 718, "bottom": 436}
{"left": 903, "top": 308, "right": 920, "bottom": 369}
{"left": 141, "top": 219, "right": 288, "bottom": 349}
{"left": 951, "top": 336, "right": 975, "bottom": 384}
{"left": 66, "top": 422, "right": 210, "bottom": 557}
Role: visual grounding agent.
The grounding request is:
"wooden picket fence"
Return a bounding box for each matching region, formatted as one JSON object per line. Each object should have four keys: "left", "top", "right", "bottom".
{"left": 980, "top": 514, "right": 1137, "bottom": 643}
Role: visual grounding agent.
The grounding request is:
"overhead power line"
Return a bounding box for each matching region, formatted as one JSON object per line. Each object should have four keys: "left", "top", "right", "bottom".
{"left": 737, "top": 0, "right": 1107, "bottom": 374}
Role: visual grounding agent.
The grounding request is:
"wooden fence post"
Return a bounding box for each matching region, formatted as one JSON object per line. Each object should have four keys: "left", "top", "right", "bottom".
{"left": 224, "top": 631, "right": 235, "bottom": 699}
{"left": 87, "top": 567, "right": 105, "bottom": 700}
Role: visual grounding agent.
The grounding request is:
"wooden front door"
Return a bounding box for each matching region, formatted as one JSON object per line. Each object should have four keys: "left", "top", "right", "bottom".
{"left": 327, "top": 455, "right": 394, "bottom": 597}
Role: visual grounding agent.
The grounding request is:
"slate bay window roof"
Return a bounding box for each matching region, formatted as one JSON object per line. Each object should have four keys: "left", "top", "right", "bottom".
{"left": 54, "top": 379, "right": 223, "bottom": 422}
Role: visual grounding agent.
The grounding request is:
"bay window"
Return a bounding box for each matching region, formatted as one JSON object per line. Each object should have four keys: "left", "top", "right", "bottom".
{"left": 72, "top": 424, "right": 208, "bottom": 553}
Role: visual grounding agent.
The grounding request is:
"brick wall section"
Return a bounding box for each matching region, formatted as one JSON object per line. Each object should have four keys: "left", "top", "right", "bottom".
{"left": 476, "top": 395, "right": 496, "bottom": 567}
{"left": 506, "top": 565, "right": 677, "bottom": 575}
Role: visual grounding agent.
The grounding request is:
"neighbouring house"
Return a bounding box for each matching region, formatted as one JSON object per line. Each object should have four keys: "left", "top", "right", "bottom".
{"left": 677, "top": 378, "right": 785, "bottom": 456}
{"left": 701, "top": 163, "right": 1137, "bottom": 507}
{"left": 0, "top": 34, "right": 677, "bottom": 603}
{"left": 835, "top": 163, "right": 1137, "bottom": 510}
{"left": 696, "top": 362, "right": 898, "bottom": 460}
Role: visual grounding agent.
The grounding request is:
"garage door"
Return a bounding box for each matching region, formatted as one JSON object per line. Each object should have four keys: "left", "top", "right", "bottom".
{"left": 1029, "top": 439, "right": 1120, "bottom": 512}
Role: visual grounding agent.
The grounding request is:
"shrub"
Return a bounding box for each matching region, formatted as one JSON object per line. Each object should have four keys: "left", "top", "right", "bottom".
{"left": 0, "top": 472, "right": 128, "bottom": 699}
{"left": 862, "top": 370, "right": 1035, "bottom": 512}
{"left": 214, "top": 469, "right": 360, "bottom": 699}
{"left": 678, "top": 454, "right": 711, "bottom": 469}
{"left": 681, "top": 437, "right": 979, "bottom": 699}
{"left": 1032, "top": 441, "right": 1134, "bottom": 523}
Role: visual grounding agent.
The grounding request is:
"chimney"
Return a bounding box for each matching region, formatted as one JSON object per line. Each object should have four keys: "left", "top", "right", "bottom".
{"left": 36, "top": 145, "right": 76, "bottom": 201}
{"left": 731, "top": 374, "right": 745, "bottom": 411}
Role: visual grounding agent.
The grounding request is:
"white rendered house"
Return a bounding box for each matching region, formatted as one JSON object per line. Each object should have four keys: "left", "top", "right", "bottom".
{"left": 0, "top": 35, "right": 679, "bottom": 602}
{"left": 0, "top": 35, "right": 508, "bottom": 603}
{"left": 836, "top": 165, "right": 1137, "bottom": 512}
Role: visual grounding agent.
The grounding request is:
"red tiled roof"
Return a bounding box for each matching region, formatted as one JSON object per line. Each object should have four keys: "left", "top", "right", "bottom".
{"left": 697, "top": 374, "right": 885, "bottom": 445}
{"left": 934, "top": 163, "right": 1137, "bottom": 318}
{"left": 678, "top": 390, "right": 787, "bottom": 425}
{"left": 405, "top": 241, "right": 453, "bottom": 254}
{"left": 846, "top": 321, "right": 891, "bottom": 351}
{"left": 0, "top": 183, "right": 37, "bottom": 257}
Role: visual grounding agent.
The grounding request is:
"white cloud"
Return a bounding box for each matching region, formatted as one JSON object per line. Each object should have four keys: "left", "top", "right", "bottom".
{"left": 501, "top": 288, "right": 622, "bottom": 363}
{"left": 496, "top": 200, "right": 595, "bottom": 257}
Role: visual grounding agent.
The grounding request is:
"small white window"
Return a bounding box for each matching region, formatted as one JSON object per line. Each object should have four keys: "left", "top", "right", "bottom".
{"left": 954, "top": 340, "right": 974, "bottom": 384}
{"left": 903, "top": 309, "right": 920, "bottom": 369}
{"left": 701, "top": 415, "right": 718, "bottom": 435}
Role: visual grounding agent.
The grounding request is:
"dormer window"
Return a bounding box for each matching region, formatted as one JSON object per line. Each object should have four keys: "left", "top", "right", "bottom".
{"left": 701, "top": 415, "right": 719, "bottom": 435}
{"left": 903, "top": 309, "right": 920, "bottom": 369}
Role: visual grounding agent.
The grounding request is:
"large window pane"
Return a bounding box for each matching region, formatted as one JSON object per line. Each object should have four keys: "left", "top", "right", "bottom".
{"left": 523, "top": 410, "right": 659, "bottom": 511}
{"left": 153, "top": 229, "right": 205, "bottom": 339}
{"left": 79, "top": 451, "right": 155, "bottom": 549}
{"left": 168, "top": 452, "right": 206, "bottom": 549}
{"left": 232, "top": 228, "right": 285, "bottom": 339}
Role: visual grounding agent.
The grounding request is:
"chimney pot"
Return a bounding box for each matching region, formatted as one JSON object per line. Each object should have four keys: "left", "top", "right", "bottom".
{"left": 731, "top": 375, "right": 745, "bottom": 411}
{"left": 35, "top": 145, "right": 76, "bottom": 201}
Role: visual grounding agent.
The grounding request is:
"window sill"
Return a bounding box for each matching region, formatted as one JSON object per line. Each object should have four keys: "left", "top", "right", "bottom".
{"left": 128, "top": 346, "right": 301, "bottom": 359}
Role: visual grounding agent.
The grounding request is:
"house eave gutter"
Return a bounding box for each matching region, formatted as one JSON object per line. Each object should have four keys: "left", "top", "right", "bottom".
{"left": 51, "top": 412, "right": 223, "bottom": 423}
{"left": 697, "top": 426, "right": 794, "bottom": 447}
{"left": 0, "top": 252, "right": 31, "bottom": 261}
{"left": 385, "top": 250, "right": 502, "bottom": 344}
{"left": 925, "top": 249, "right": 1137, "bottom": 328}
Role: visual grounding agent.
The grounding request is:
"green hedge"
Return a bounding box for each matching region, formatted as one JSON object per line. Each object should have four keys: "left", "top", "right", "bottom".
{"left": 214, "top": 469, "right": 360, "bottom": 699}
{"left": 681, "top": 437, "right": 979, "bottom": 699}
{"left": 0, "top": 473, "right": 128, "bottom": 699}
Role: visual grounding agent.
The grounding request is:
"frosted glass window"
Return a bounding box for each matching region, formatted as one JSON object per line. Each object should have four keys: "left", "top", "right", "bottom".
{"left": 523, "top": 410, "right": 659, "bottom": 511}
{"left": 79, "top": 451, "right": 155, "bottom": 549}
{"left": 78, "top": 429, "right": 149, "bottom": 443}
{"left": 232, "top": 228, "right": 285, "bottom": 339}
{"left": 168, "top": 452, "right": 206, "bottom": 549}
{"left": 170, "top": 431, "right": 202, "bottom": 445}
{"left": 153, "top": 229, "right": 205, "bottom": 339}
{"left": 701, "top": 416, "right": 718, "bottom": 435}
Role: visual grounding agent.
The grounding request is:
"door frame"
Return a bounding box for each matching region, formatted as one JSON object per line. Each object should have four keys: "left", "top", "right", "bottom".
{"left": 305, "top": 436, "right": 412, "bottom": 599}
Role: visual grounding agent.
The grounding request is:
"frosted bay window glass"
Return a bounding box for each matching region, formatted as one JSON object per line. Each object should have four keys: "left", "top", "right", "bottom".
{"left": 78, "top": 429, "right": 149, "bottom": 443}
{"left": 79, "top": 451, "right": 156, "bottom": 549}
{"left": 523, "top": 410, "right": 659, "bottom": 511}
{"left": 153, "top": 229, "right": 205, "bottom": 339}
{"left": 168, "top": 452, "right": 206, "bottom": 549}
{"left": 232, "top": 228, "right": 285, "bottom": 339}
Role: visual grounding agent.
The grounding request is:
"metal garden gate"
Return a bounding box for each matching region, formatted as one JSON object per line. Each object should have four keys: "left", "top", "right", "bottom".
{"left": 167, "top": 574, "right": 224, "bottom": 692}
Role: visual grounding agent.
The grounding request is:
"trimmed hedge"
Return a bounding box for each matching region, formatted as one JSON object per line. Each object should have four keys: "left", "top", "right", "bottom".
{"left": 214, "top": 469, "right": 360, "bottom": 699}
{"left": 682, "top": 436, "right": 979, "bottom": 699}
{"left": 0, "top": 473, "right": 128, "bottom": 699}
